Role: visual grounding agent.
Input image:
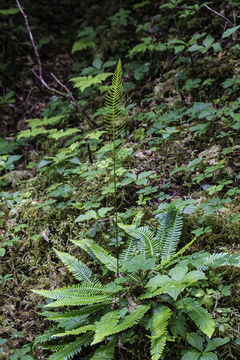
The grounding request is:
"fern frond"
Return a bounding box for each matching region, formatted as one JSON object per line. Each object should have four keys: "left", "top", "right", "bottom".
{"left": 151, "top": 336, "right": 167, "bottom": 360}
{"left": 51, "top": 324, "right": 95, "bottom": 338}
{"left": 155, "top": 211, "right": 172, "bottom": 255}
{"left": 48, "top": 333, "right": 92, "bottom": 360}
{"left": 119, "top": 237, "right": 138, "bottom": 262}
{"left": 156, "top": 236, "right": 197, "bottom": 270}
{"left": 33, "top": 283, "right": 114, "bottom": 300}
{"left": 160, "top": 210, "right": 183, "bottom": 260}
{"left": 92, "top": 310, "right": 121, "bottom": 344}
{"left": 150, "top": 305, "right": 172, "bottom": 339}
{"left": 119, "top": 224, "right": 156, "bottom": 257}
{"left": 71, "top": 239, "right": 118, "bottom": 273}
{"left": 90, "top": 336, "right": 117, "bottom": 360}
{"left": 43, "top": 304, "right": 105, "bottom": 321}
{"left": 54, "top": 249, "right": 98, "bottom": 284}
{"left": 33, "top": 327, "right": 59, "bottom": 345}
{"left": 43, "top": 295, "right": 111, "bottom": 308}
{"left": 91, "top": 304, "right": 151, "bottom": 344}
{"left": 104, "top": 59, "right": 126, "bottom": 137}
{"left": 33, "top": 283, "right": 115, "bottom": 308}
{"left": 179, "top": 298, "right": 215, "bottom": 338}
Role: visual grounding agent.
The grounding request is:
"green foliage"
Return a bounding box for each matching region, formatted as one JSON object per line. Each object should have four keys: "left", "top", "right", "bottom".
{"left": 104, "top": 59, "right": 126, "bottom": 137}
{"left": 32, "top": 208, "right": 239, "bottom": 358}
{"left": 70, "top": 73, "right": 113, "bottom": 92}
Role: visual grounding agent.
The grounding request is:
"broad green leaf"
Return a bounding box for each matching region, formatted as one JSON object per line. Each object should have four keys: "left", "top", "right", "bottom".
{"left": 75, "top": 210, "right": 98, "bottom": 222}
{"left": 92, "top": 58, "right": 103, "bottom": 69}
{"left": 183, "top": 270, "right": 206, "bottom": 284}
{"left": 205, "top": 337, "right": 229, "bottom": 352}
{"left": 187, "top": 332, "right": 204, "bottom": 352}
{"left": 182, "top": 350, "right": 201, "bottom": 360}
{"left": 169, "top": 265, "right": 188, "bottom": 281}
{"left": 222, "top": 25, "right": 240, "bottom": 38}
{"left": 199, "top": 352, "right": 217, "bottom": 360}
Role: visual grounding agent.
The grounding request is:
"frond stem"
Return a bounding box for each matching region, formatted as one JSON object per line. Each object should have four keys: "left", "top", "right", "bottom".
{"left": 113, "top": 134, "right": 119, "bottom": 276}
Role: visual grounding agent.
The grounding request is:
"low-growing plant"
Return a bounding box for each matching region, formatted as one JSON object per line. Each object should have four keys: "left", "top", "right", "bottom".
{"left": 32, "top": 208, "right": 239, "bottom": 359}
{"left": 31, "top": 61, "right": 240, "bottom": 360}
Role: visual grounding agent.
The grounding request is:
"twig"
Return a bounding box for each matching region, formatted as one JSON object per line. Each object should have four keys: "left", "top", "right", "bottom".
{"left": 204, "top": 4, "right": 234, "bottom": 25}
{"left": 16, "top": 0, "right": 43, "bottom": 79}
{"left": 15, "top": 0, "right": 96, "bottom": 128}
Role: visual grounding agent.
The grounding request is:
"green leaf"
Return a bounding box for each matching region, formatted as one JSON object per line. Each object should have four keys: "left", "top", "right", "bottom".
{"left": 182, "top": 350, "right": 201, "bottom": 360}
{"left": 187, "top": 332, "right": 204, "bottom": 352}
{"left": 169, "top": 265, "right": 188, "bottom": 281}
{"left": 72, "top": 39, "right": 96, "bottom": 53}
{"left": 199, "top": 352, "right": 217, "bottom": 360}
{"left": 92, "top": 58, "right": 103, "bottom": 69}
{"left": 203, "top": 35, "right": 215, "bottom": 49}
{"left": 75, "top": 210, "right": 98, "bottom": 222}
{"left": 0, "top": 248, "right": 6, "bottom": 256}
{"left": 48, "top": 128, "right": 80, "bottom": 140}
{"left": 151, "top": 335, "right": 167, "bottom": 360}
{"left": 0, "top": 8, "right": 19, "bottom": 15}
{"left": 222, "top": 25, "right": 240, "bottom": 38}
{"left": 183, "top": 270, "right": 206, "bottom": 284}
{"left": 98, "top": 207, "right": 113, "bottom": 217}
{"left": 205, "top": 337, "right": 229, "bottom": 352}
{"left": 70, "top": 73, "right": 112, "bottom": 92}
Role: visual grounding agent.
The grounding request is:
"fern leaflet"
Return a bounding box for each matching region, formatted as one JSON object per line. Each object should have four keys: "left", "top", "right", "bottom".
{"left": 54, "top": 249, "right": 97, "bottom": 284}
{"left": 71, "top": 239, "right": 118, "bottom": 273}
{"left": 48, "top": 333, "right": 92, "bottom": 360}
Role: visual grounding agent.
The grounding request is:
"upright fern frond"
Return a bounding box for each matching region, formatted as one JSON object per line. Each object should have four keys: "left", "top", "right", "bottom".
{"left": 149, "top": 305, "right": 172, "bottom": 360}
{"left": 104, "top": 59, "right": 126, "bottom": 137}
{"left": 118, "top": 224, "right": 156, "bottom": 257}
{"left": 160, "top": 210, "right": 183, "bottom": 260}
{"left": 104, "top": 59, "right": 126, "bottom": 276}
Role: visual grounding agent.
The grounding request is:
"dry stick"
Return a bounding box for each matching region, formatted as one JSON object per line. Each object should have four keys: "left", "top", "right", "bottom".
{"left": 204, "top": 4, "right": 234, "bottom": 25}
{"left": 15, "top": 0, "right": 97, "bottom": 128}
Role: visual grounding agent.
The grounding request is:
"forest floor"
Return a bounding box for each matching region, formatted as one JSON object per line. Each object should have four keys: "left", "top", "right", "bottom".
{"left": 0, "top": 1, "right": 240, "bottom": 359}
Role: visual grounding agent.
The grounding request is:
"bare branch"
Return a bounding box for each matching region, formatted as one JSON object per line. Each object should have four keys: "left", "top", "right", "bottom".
{"left": 15, "top": 0, "right": 96, "bottom": 128}
{"left": 16, "top": 0, "right": 43, "bottom": 78}
{"left": 204, "top": 4, "right": 234, "bottom": 25}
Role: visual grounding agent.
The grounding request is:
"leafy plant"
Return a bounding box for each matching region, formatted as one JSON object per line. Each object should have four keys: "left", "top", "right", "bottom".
{"left": 182, "top": 333, "right": 229, "bottom": 360}
{"left": 32, "top": 209, "right": 239, "bottom": 359}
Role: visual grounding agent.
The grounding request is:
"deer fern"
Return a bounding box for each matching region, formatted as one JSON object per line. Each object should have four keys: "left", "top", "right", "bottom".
{"left": 104, "top": 59, "right": 126, "bottom": 275}
{"left": 32, "top": 206, "right": 240, "bottom": 359}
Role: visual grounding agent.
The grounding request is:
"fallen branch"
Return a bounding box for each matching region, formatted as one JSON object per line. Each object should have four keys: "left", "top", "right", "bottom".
{"left": 15, "top": 0, "right": 97, "bottom": 128}
{"left": 204, "top": 4, "right": 234, "bottom": 26}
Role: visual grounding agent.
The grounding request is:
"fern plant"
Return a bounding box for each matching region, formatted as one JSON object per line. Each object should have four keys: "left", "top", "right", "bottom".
{"left": 104, "top": 59, "right": 126, "bottom": 275}
{"left": 32, "top": 208, "right": 240, "bottom": 359}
